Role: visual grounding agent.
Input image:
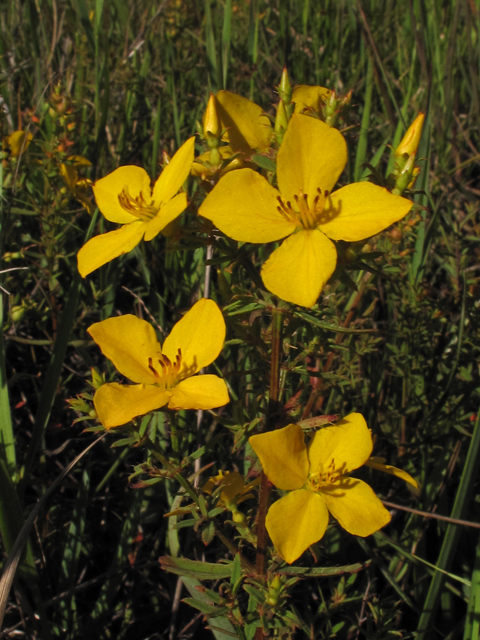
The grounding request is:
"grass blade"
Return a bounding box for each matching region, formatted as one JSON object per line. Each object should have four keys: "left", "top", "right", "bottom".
{"left": 416, "top": 406, "right": 480, "bottom": 638}
{"left": 354, "top": 55, "right": 373, "bottom": 182}
{"left": 222, "top": 0, "right": 232, "bottom": 89}
{"left": 0, "top": 436, "right": 105, "bottom": 632}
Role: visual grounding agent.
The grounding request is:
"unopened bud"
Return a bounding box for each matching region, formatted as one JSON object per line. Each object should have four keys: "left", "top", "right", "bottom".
{"left": 266, "top": 574, "right": 283, "bottom": 606}
{"left": 204, "top": 94, "right": 221, "bottom": 139}
{"left": 11, "top": 305, "right": 26, "bottom": 323}
{"left": 396, "top": 113, "right": 424, "bottom": 157}
{"left": 90, "top": 368, "right": 105, "bottom": 390}
{"left": 274, "top": 99, "right": 289, "bottom": 144}
{"left": 232, "top": 509, "right": 245, "bottom": 524}
{"left": 278, "top": 68, "right": 292, "bottom": 105}
{"left": 393, "top": 153, "right": 416, "bottom": 195}
{"left": 324, "top": 90, "right": 342, "bottom": 127}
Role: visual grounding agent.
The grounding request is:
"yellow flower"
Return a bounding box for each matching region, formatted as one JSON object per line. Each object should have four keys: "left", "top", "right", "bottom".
{"left": 88, "top": 298, "right": 229, "bottom": 428}
{"left": 77, "top": 137, "right": 194, "bottom": 277}
{"left": 200, "top": 114, "right": 413, "bottom": 307}
{"left": 203, "top": 471, "right": 261, "bottom": 524}
{"left": 249, "top": 414, "right": 417, "bottom": 564}
{"left": 203, "top": 471, "right": 261, "bottom": 506}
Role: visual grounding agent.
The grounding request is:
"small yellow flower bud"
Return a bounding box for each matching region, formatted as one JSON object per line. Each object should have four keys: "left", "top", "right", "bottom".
{"left": 396, "top": 113, "right": 425, "bottom": 157}
{"left": 204, "top": 94, "right": 221, "bottom": 139}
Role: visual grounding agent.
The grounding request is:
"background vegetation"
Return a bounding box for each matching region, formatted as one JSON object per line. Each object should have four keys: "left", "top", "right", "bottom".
{"left": 1, "top": 0, "right": 480, "bottom": 638}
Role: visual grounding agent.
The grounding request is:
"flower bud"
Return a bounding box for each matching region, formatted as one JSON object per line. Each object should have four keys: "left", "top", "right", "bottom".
{"left": 266, "top": 574, "right": 283, "bottom": 606}
{"left": 324, "top": 90, "right": 338, "bottom": 126}
{"left": 204, "top": 94, "right": 221, "bottom": 139}
{"left": 278, "top": 67, "right": 292, "bottom": 105}
{"left": 274, "top": 100, "right": 289, "bottom": 145}
{"left": 396, "top": 113, "right": 424, "bottom": 157}
{"left": 90, "top": 368, "right": 105, "bottom": 390}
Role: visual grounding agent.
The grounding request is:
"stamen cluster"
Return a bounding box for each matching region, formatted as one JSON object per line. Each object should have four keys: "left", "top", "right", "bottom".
{"left": 148, "top": 349, "right": 182, "bottom": 389}
{"left": 276, "top": 188, "right": 333, "bottom": 229}
{"left": 118, "top": 187, "right": 159, "bottom": 221}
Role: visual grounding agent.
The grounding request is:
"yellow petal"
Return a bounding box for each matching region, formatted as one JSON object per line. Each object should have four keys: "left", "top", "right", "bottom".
{"left": 94, "top": 383, "right": 170, "bottom": 428}
{"left": 199, "top": 168, "right": 295, "bottom": 243}
{"left": 308, "top": 413, "right": 372, "bottom": 476}
{"left": 143, "top": 193, "right": 188, "bottom": 242}
{"left": 152, "top": 137, "right": 194, "bottom": 206}
{"left": 93, "top": 166, "right": 151, "bottom": 223}
{"left": 69, "top": 155, "right": 92, "bottom": 167}
{"left": 321, "top": 182, "right": 413, "bottom": 242}
{"left": 292, "top": 85, "right": 332, "bottom": 114}
{"left": 60, "top": 163, "right": 77, "bottom": 190}
{"left": 365, "top": 458, "right": 418, "bottom": 489}
{"left": 249, "top": 424, "right": 308, "bottom": 490}
{"left": 220, "top": 472, "right": 246, "bottom": 502}
{"left": 277, "top": 114, "right": 347, "bottom": 208}
{"left": 168, "top": 375, "right": 229, "bottom": 410}
{"left": 88, "top": 315, "right": 161, "bottom": 384}
{"left": 321, "top": 477, "right": 391, "bottom": 537}
{"left": 266, "top": 490, "right": 329, "bottom": 564}
{"left": 215, "top": 90, "right": 272, "bottom": 153}
{"left": 203, "top": 471, "right": 256, "bottom": 504}
{"left": 163, "top": 298, "right": 226, "bottom": 377}
{"left": 261, "top": 229, "right": 337, "bottom": 307}
{"left": 77, "top": 221, "right": 146, "bottom": 276}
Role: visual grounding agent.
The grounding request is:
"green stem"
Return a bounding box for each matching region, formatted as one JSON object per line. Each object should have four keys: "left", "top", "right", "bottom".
{"left": 266, "top": 307, "right": 283, "bottom": 429}
{"left": 169, "top": 412, "right": 180, "bottom": 461}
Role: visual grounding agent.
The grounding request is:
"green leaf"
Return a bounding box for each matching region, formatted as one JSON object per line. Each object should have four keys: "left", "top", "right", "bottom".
{"left": 251, "top": 154, "right": 276, "bottom": 172}
{"left": 279, "top": 561, "right": 370, "bottom": 577}
{"left": 182, "top": 576, "right": 237, "bottom": 639}
{"left": 159, "top": 556, "right": 233, "bottom": 580}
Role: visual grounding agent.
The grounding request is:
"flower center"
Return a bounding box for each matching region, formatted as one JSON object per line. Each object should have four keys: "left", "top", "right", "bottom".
{"left": 276, "top": 188, "right": 337, "bottom": 230}
{"left": 147, "top": 348, "right": 182, "bottom": 390}
{"left": 307, "top": 458, "right": 342, "bottom": 491}
{"left": 118, "top": 187, "right": 159, "bottom": 221}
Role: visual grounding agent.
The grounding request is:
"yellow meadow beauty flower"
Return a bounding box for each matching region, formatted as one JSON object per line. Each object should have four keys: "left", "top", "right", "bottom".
{"left": 88, "top": 298, "right": 229, "bottom": 428}
{"left": 77, "top": 137, "right": 194, "bottom": 276}
{"left": 203, "top": 471, "right": 261, "bottom": 506}
{"left": 203, "top": 470, "right": 261, "bottom": 523}
{"left": 249, "top": 414, "right": 417, "bottom": 564}
{"left": 200, "top": 114, "right": 413, "bottom": 307}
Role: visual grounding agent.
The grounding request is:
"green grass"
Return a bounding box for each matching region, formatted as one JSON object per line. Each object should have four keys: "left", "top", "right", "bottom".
{"left": 0, "top": 0, "right": 479, "bottom": 638}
